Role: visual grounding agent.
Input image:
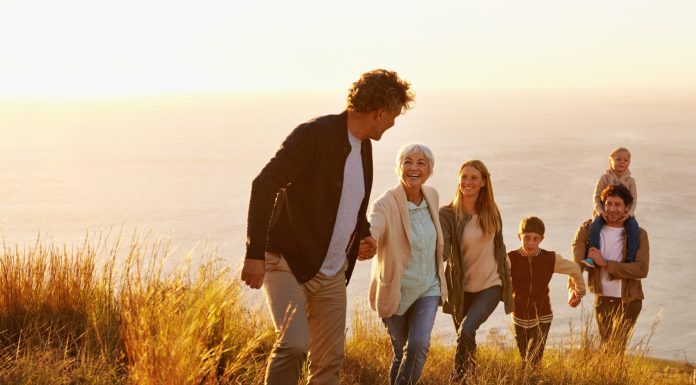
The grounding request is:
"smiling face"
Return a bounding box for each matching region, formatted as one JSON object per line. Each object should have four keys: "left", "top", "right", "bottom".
{"left": 399, "top": 152, "right": 431, "bottom": 189}
{"left": 609, "top": 150, "right": 631, "bottom": 176}
{"left": 459, "top": 165, "right": 485, "bottom": 199}
{"left": 518, "top": 232, "right": 544, "bottom": 253}
{"left": 603, "top": 195, "right": 628, "bottom": 226}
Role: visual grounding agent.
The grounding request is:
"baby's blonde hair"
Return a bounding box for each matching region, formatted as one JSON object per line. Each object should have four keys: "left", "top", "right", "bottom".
{"left": 608, "top": 147, "right": 631, "bottom": 168}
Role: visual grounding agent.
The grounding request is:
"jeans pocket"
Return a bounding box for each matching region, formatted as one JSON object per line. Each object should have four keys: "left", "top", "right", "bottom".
{"left": 264, "top": 252, "right": 282, "bottom": 271}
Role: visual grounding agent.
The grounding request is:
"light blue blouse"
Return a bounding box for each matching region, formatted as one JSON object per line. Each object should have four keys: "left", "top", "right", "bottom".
{"left": 394, "top": 199, "right": 441, "bottom": 316}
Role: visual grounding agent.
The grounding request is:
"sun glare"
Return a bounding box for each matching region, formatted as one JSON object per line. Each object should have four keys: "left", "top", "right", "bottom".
{"left": 1, "top": 1, "right": 695, "bottom": 99}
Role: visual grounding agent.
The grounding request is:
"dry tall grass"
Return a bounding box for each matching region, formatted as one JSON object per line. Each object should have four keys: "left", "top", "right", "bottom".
{"left": 343, "top": 305, "right": 694, "bottom": 385}
{"left": 0, "top": 234, "right": 692, "bottom": 384}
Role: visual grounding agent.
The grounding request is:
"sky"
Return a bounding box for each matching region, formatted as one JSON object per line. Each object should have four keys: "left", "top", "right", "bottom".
{"left": 1, "top": 0, "right": 696, "bottom": 98}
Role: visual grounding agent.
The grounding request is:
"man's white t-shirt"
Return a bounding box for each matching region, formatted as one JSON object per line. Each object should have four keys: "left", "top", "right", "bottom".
{"left": 319, "top": 131, "right": 364, "bottom": 276}
{"left": 599, "top": 225, "right": 625, "bottom": 297}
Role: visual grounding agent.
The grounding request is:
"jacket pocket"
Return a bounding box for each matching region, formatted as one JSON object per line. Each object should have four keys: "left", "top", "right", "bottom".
{"left": 379, "top": 265, "right": 396, "bottom": 285}
{"left": 376, "top": 280, "right": 399, "bottom": 317}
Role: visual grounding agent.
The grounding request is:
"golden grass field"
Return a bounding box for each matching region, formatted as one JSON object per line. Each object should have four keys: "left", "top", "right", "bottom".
{"left": 0, "top": 233, "right": 693, "bottom": 384}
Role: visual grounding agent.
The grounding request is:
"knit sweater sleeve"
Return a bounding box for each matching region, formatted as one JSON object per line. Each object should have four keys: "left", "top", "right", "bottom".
{"left": 593, "top": 174, "right": 609, "bottom": 215}
{"left": 555, "top": 253, "right": 586, "bottom": 296}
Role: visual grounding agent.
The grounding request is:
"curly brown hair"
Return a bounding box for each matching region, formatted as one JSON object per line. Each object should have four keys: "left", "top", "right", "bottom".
{"left": 600, "top": 184, "right": 634, "bottom": 207}
{"left": 346, "top": 69, "right": 415, "bottom": 113}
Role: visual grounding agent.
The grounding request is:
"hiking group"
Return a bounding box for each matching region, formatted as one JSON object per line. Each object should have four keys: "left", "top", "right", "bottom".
{"left": 242, "top": 69, "right": 650, "bottom": 385}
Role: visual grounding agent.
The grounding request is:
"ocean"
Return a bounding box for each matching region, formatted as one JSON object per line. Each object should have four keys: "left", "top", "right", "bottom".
{"left": 1, "top": 89, "right": 694, "bottom": 360}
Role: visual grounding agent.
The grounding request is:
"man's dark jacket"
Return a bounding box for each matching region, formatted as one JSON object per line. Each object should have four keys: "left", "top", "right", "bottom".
{"left": 245, "top": 111, "right": 372, "bottom": 283}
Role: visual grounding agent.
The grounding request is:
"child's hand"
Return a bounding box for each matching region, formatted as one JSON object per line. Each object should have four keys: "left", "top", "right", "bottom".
{"left": 568, "top": 291, "right": 581, "bottom": 308}
{"left": 600, "top": 212, "right": 608, "bottom": 221}
{"left": 620, "top": 213, "right": 631, "bottom": 222}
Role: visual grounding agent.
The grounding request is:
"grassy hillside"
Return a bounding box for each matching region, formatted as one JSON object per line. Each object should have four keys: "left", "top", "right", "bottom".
{"left": 0, "top": 235, "right": 692, "bottom": 384}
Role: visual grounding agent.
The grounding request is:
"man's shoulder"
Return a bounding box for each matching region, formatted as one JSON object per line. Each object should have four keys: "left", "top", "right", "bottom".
{"left": 284, "top": 112, "right": 349, "bottom": 149}
{"left": 301, "top": 112, "right": 347, "bottom": 131}
{"left": 573, "top": 219, "right": 592, "bottom": 239}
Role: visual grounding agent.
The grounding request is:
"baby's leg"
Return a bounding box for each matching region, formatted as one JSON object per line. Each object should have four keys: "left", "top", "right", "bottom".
{"left": 625, "top": 216, "right": 640, "bottom": 262}
{"left": 588, "top": 215, "right": 605, "bottom": 249}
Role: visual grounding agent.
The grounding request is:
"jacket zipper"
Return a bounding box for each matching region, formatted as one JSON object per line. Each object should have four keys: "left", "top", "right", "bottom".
{"left": 527, "top": 254, "right": 533, "bottom": 320}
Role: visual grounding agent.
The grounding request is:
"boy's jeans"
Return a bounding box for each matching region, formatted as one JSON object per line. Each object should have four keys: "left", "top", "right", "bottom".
{"left": 588, "top": 215, "right": 639, "bottom": 262}
{"left": 514, "top": 321, "right": 551, "bottom": 367}
{"left": 382, "top": 295, "right": 439, "bottom": 385}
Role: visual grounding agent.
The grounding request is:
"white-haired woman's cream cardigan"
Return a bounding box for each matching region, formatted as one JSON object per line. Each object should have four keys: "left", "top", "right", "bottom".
{"left": 368, "top": 184, "right": 448, "bottom": 318}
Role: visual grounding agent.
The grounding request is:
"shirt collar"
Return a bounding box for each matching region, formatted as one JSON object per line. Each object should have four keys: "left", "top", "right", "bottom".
{"left": 518, "top": 247, "right": 541, "bottom": 257}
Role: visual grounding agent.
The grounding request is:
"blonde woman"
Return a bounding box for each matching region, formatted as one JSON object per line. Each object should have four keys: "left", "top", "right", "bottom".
{"left": 439, "top": 160, "right": 513, "bottom": 380}
{"left": 366, "top": 143, "right": 448, "bottom": 385}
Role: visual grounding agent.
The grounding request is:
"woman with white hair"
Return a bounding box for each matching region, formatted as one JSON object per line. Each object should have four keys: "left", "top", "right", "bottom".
{"left": 365, "top": 143, "right": 448, "bottom": 385}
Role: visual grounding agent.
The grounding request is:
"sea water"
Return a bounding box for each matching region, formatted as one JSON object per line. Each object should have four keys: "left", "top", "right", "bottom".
{"left": 1, "top": 89, "right": 694, "bottom": 360}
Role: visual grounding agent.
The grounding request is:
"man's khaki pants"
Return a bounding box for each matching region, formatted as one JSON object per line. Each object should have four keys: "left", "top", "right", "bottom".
{"left": 595, "top": 296, "right": 642, "bottom": 353}
{"left": 263, "top": 252, "right": 347, "bottom": 385}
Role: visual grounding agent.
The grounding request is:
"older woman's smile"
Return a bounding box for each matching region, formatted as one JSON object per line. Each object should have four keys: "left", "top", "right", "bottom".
{"left": 400, "top": 157, "right": 430, "bottom": 188}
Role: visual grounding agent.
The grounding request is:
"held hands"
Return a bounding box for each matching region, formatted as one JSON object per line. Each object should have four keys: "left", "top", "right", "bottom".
{"left": 568, "top": 291, "right": 582, "bottom": 308}
{"left": 358, "top": 236, "right": 377, "bottom": 261}
{"left": 242, "top": 235, "right": 377, "bottom": 289}
{"left": 241, "top": 259, "right": 265, "bottom": 289}
{"left": 587, "top": 247, "right": 607, "bottom": 267}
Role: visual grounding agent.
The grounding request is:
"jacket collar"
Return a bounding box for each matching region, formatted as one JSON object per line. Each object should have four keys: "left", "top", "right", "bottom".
{"left": 391, "top": 183, "right": 438, "bottom": 244}
{"left": 393, "top": 184, "right": 412, "bottom": 244}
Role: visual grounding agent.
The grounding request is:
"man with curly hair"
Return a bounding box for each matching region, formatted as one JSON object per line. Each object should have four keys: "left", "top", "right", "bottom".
{"left": 572, "top": 183, "right": 650, "bottom": 353}
{"left": 242, "top": 69, "right": 414, "bottom": 385}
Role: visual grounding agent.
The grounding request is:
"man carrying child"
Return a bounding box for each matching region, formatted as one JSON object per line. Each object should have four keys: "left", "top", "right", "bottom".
{"left": 572, "top": 184, "right": 650, "bottom": 353}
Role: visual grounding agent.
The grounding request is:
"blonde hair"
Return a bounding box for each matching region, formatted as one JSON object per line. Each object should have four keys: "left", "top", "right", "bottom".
{"left": 608, "top": 147, "right": 631, "bottom": 168}
{"left": 395, "top": 143, "right": 434, "bottom": 178}
{"left": 451, "top": 160, "right": 502, "bottom": 236}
